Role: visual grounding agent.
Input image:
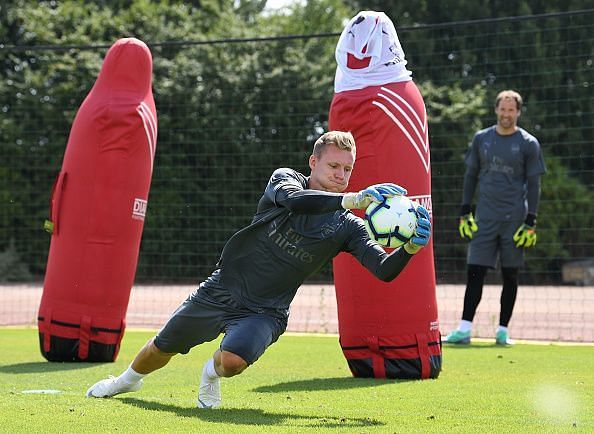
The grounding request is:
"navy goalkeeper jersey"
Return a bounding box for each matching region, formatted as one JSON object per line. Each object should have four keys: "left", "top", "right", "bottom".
{"left": 464, "top": 126, "right": 546, "bottom": 221}
{"left": 200, "top": 167, "right": 406, "bottom": 314}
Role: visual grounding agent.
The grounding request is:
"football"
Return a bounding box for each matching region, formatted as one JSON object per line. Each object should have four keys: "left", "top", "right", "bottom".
{"left": 365, "top": 195, "right": 418, "bottom": 248}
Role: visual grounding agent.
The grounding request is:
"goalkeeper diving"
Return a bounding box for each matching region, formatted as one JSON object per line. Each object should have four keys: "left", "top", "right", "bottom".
{"left": 86, "top": 131, "right": 431, "bottom": 408}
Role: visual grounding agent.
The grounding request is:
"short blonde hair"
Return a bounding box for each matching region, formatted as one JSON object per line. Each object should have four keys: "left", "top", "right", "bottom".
{"left": 495, "top": 90, "right": 523, "bottom": 110}
{"left": 312, "top": 131, "right": 356, "bottom": 158}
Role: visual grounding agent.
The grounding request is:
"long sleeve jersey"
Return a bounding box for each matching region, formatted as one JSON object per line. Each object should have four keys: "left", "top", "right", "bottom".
{"left": 201, "top": 168, "right": 413, "bottom": 315}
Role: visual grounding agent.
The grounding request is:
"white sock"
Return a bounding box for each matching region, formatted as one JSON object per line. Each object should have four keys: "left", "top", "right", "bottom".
{"left": 458, "top": 320, "right": 473, "bottom": 333}
{"left": 204, "top": 358, "right": 220, "bottom": 380}
{"left": 496, "top": 325, "right": 508, "bottom": 334}
{"left": 118, "top": 366, "right": 145, "bottom": 384}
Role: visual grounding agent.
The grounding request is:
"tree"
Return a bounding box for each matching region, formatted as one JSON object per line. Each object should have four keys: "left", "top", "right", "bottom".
{"left": 0, "top": 0, "right": 591, "bottom": 284}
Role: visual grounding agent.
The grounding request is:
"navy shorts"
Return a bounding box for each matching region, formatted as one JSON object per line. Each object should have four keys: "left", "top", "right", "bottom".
{"left": 154, "top": 286, "right": 288, "bottom": 365}
{"left": 467, "top": 218, "right": 524, "bottom": 268}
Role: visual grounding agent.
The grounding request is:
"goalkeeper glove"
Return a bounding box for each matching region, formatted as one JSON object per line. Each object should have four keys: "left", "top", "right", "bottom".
{"left": 341, "top": 183, "right": 407, "bottom": 210}
{"left": 458, "top": 204, "right": 478, "bottom": 239}
{"left": 404, "top": 204, "right": 431, "bottom": 254}
{"left": 513, "top": 213, "right": 537, "bottom": 248}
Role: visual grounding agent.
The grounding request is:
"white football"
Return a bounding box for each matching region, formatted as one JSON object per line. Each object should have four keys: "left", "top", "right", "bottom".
{"left": 364, "top": 195, "right": 418, "bottom": 248}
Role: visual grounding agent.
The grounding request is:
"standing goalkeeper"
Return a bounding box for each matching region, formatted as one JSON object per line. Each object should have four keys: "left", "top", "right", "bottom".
{"left": 445, "top": 90, "right": 546, "bottom": 345}
{"left": 86, "top": 131, "right": 431, "bottom": 408}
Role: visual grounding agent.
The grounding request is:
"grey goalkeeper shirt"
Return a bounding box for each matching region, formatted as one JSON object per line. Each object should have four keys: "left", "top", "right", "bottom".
{"left": 464, "top": 126, "right": 546, "bottom": 221}
{"left": 200, "top": 168, "right": 412, "bottom": 315}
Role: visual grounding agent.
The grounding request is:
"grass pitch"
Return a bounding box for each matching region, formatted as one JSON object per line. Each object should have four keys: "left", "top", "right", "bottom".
{"left": 1, "top": 328, "right": 592, "bottom": 433}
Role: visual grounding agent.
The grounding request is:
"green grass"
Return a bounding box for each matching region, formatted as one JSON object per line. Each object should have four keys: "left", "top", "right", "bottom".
{"left": 1, "top": 328, "right": 592, "bottom": 433}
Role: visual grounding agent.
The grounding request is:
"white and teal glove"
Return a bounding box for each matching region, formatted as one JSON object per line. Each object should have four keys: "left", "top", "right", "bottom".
{"left": 404, "top": 204, "right": 432, "bottom": 254}
{"left": 341, "top": 183, "right": 407, "bottom": 210}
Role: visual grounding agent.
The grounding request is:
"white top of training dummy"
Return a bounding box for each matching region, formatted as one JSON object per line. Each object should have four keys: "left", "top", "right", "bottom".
{"left": 334, "top": 11, "right": 412, "bottom": 93}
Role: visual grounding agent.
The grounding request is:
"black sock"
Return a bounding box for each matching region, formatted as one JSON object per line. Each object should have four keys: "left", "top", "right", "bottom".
{"left": 500, "top": 267, "right": 519, "bottom": 327}
{"left": 462, "top": 264, "right": 488, "bottom": 322}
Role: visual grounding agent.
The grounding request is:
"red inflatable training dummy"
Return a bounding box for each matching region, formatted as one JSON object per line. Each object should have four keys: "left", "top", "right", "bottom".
{"left": 38, "top": 38, "right": 157, "bottom": 362}
{"left": 330, "top": 12, "right": 441, "bottom": 379}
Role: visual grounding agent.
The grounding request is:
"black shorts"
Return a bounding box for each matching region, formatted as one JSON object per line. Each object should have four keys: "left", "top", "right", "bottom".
{"left": 153, "top": 286, "right": 288, "bottom": 365}
{"left": 467, "top": 218, "right": 524, "bottom": 268}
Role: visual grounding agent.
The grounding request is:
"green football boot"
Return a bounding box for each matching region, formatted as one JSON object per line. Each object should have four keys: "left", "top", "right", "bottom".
{"left": 495, "top": 329, "right": 513, "bottom": 345}
{"left": 444, "top": 330, "right": 471, "bottom": 344}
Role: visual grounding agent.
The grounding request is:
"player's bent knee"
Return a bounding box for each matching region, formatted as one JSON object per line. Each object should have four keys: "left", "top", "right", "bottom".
{"left": 150, "top": 339, "right": 177, "bottom": 358}
{"left": 219, "top": 350, "right": 248, "bottom": 376}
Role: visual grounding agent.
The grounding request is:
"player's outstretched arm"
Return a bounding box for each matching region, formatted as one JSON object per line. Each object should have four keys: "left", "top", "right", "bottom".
{"left": 273, "top": 182, "right": 406, "bottom": 215}
{"left": 275, "top": 188, "right": 345, "bottom": 214}
{"left": 366, "top": 246, "right": 413, "bottom": 282}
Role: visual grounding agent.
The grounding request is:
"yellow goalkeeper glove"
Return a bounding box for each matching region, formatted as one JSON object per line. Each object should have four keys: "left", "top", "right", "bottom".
{"left": 513, "top": 214, "right": 537, "bottom": 248}
{"left": 458, "top": 205, "right": 478, "bottom": 239}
